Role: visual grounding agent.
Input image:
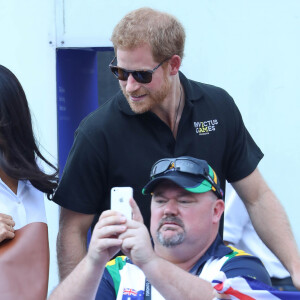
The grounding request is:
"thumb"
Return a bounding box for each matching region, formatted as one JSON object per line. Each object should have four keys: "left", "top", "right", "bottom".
{"left": 129, "top": 198, "right": 144, "bottom": 223}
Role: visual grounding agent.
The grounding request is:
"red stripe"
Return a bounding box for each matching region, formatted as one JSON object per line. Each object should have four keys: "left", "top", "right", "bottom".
{"left": 214, "top": 283, "right": 256, "bottom": 300}
{"left": 225, "top": 287, "right": 256, "bottom": 300}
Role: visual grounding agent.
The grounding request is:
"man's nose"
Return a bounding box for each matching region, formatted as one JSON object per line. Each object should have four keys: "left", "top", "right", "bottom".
{"left": 126, "top": 74, "right": 141, "bottom": 93}
{"left": 164, "top": 199, "right": 179, "bottom": 216}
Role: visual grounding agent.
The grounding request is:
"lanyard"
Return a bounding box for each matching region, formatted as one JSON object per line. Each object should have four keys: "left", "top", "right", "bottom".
{"left": 144, "top": 278, "right": 152, "bottom": 300}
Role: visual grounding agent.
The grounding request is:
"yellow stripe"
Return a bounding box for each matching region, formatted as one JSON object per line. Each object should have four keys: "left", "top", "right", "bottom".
{"left": 106, "top": 255, "right": 126, "bottom": 266}
{"left": 227, "top": 245, "right": 252, "bottom": 257}
{"left": 213, "top": 169, "right": 217, "bottom": 184}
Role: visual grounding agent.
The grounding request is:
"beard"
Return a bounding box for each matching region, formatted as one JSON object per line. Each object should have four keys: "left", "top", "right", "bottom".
{"left": 120, "top": 73, "right": 171, "bottom": 114}
{"left": 156, "top": 216, "right": 186, "bottom": 248}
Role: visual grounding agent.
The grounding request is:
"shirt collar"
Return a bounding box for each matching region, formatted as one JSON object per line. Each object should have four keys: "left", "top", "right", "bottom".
{"left": 126, "top": 234, "right": 233, "bottom": 274}
{"left": 179, "top": 71, "right": 204, "bottom": 102}
{"left": 0, "top": 178, "right": 27, "bottom": 197}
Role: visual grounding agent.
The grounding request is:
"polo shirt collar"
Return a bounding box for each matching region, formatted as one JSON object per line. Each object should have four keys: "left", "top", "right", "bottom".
{"left": 117, "top": 71, "right": 204, "bottom": 116}
{"left": 125, "top": 234, "right": 233, "bottom": 274}
{"left": 179, "top": 71, "right": 204, "bottom": 102}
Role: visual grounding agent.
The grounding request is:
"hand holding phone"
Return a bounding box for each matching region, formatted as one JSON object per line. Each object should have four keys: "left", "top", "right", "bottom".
{"left": 111, "top": 187, "right": 133, "bottom": 219}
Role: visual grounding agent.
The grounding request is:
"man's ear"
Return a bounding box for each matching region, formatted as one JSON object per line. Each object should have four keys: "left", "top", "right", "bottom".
{"left": 212, "top": 200, "right": 225, "bottom": 224}
{"left": 169, "top": 55, "right": 181, "bottom": 75}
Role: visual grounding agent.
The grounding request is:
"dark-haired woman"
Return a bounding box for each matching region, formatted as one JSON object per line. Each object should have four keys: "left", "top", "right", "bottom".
{"left": 0, "top": 65, "right": 58, "bottom": 299}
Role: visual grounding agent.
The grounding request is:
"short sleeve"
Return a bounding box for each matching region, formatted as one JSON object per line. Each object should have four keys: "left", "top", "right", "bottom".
{"left": 221, "top": 256, "right": 271, "bottom": 285}
{"left": 225, "top": 97, "right": 264, "bottom": 182}
{"left": 52, "top": 127, "right": 108, "bottom": 214}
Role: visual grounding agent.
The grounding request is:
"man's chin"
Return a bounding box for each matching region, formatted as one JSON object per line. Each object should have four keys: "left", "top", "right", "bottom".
{"left": 127, "top": 99, "right": 152, "bottom": 114}
{"left": 157, "top": 230, "right": 185, "bottom": 247}
{"left": 160, "top": 229, "right": 182, "bottom": 239}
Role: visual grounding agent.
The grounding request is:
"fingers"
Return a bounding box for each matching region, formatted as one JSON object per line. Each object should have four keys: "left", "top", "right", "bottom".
{"left": 0, "top": 213, "right": 15, "bottom": 227}
{"left": 0, "top": 213, "right": 14, "bottom": 219}
{"left": 91, "top": 211, "right": 127, "bottom": 243}
{"left": 129, "top": 198, "right": 144, "bottom": 223}
{"left": 87, "top": 211, "right": 128, "bottom": 264}
{"left": 97, "top": 210, "right": 126, "bottom": 223}
{"left": 0, "top": 214, "right": 15, "bottom": 235}
{"left": 119, "top": 225, "right": 150, "bottom": 247}
{"left": 87, "top": 234, "right": 123, "bottom": 265}
{"left": 0, "top": 214, "right": 15, "bottom": 243}
{"left": 96, "top": 211, "right": 125, "bottom": 229}
{"left": 118, "top": 223, "right": 151, "bottom": 256}
{"left": 120, "top": 229, "right": 155, "bottom": 267}
{"left": 4, "top": 230, "right": 15, "bottom": 240}
{"left": 0, "top": 223, "right": 15, "bottom": 243}
{"left": 94, "top": 223, "right": 127, "bottom": 240}
{"left": 6, "top": 219, "right": 15, "bottom": 228}
{"left": 6, "top": 223, "right": 15, "bottom": 232}
{"left": 89, "top": 208, "right": 145, "bottom": 262}
{"left": 92, "top": 237, "right": 123, "bottom": 250}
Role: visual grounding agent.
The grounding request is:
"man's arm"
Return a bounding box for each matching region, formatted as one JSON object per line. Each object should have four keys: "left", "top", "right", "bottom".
{"left": 50, "top": 252, "right": 105, "bottom": 300}
{"left": 56, "top": 208, "right": 95, "bottom": 280}
{"left": 143, "top": 257, "right": 218, "bottom": 300}
{"left": 232, "top": 168, "right": 300, "bottom": 289}
{"left": 51, "top": 210, "right": 126, "bottom": 300}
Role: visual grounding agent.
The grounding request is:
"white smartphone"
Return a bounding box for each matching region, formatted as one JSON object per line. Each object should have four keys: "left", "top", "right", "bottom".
{"left": 111, "top": 187, "right": 133, "bottom": 219}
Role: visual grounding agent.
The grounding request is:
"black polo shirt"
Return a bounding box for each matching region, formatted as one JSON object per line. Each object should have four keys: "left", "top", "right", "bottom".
{"left": 53, "top": 72, "right": 263, "bottom": 230}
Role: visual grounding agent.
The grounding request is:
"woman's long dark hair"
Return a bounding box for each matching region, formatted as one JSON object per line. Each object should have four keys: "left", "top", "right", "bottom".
{"left": 0, "top": 65, "right": 58, "bottom": 199}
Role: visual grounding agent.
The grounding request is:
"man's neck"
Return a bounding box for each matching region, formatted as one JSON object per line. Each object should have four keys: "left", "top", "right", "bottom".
{"left": 153, "top": 232, "right": 219, "bottom": 272}
{"left": 154, "top": 243, "right": 210, "bottom": 272}
{"left": 151, "top": 76, "right": 185, "bottom": 138}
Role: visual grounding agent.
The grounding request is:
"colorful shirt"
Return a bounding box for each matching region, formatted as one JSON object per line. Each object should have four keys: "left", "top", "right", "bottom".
{"left": 96, "top": 235, "right": 271, "bottom": 299}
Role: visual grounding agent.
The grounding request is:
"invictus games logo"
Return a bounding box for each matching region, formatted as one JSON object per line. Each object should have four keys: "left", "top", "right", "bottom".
{"left": 194, "top": 119, "right": 218, "bottom": 135}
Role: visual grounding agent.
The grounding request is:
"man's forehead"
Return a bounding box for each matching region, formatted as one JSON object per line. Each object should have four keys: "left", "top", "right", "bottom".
{"left": 116, "top": 44, "right": 153, "bottom": 60}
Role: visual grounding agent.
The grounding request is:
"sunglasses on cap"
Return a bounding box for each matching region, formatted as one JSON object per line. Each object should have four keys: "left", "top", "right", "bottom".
{"left": 150, "top": 157, "right": 223, "bottom": 199}
{"left": 109, "top": 57, "right": 170, "bottom": 84}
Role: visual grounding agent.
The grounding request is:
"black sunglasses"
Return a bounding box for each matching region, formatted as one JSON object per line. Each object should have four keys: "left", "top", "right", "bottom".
{"left": 109, "top": 57, "right": 170, "bottom": 84}
{"left": 150, "top": 157, "right": 223, "bottom": 199}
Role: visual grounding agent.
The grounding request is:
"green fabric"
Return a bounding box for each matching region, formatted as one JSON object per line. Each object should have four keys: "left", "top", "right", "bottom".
{"left": 225, "top": 245, "right": 251, "bottom": 260}
{"left": 185, "top": 165, "right": 215, "bottom": 193}
{"left": 106, "top": 256, "right": 127, "bottom": 296}
{"left": 185, "top": 183, "right": 211, "bottom": 193}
